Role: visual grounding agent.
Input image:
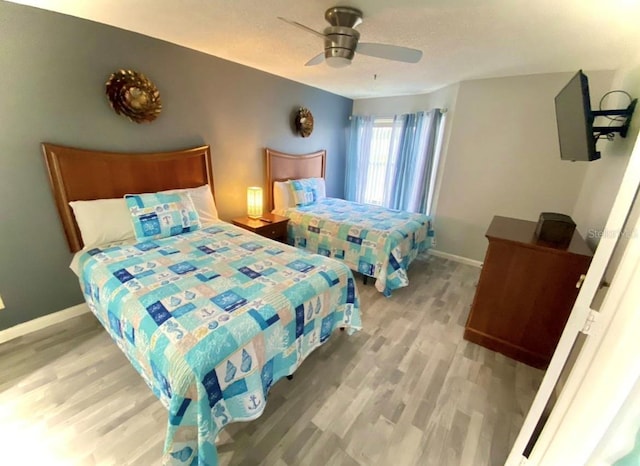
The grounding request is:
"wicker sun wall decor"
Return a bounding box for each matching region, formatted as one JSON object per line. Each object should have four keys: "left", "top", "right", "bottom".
{"left": 105, "top": 69, "right": 162, "bottom": 123}
{"left": 295, "top": 107, "right": 314, "bottom": 137}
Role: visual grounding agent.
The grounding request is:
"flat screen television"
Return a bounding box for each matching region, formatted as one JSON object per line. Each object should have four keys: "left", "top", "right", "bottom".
{"left": 554, "top": 70, "right": 600, "bottom": 161}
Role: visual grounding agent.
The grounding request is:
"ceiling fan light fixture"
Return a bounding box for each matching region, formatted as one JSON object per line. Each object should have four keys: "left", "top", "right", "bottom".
{"left": 325, "top": 56, "right": 352, "bottom": 68}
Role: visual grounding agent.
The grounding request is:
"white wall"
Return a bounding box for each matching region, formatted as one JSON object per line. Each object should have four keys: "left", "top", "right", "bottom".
{"left": 436, "top": 72, "right": 614, "bottom": 260}
{"left": 573, "top": 56, "right": 640, "bottom": 251}
{"left": 352, "top": 84, "right": 459, "bottom": 116}
{"left": 354, "top": 71, "right": 614, "bottom": 261}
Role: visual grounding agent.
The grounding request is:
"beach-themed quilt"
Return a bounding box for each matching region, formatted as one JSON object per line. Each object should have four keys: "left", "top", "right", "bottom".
{"left": 281, "top": 198, "right": 434, "bottom": 295}
{"left": 77, "top": 222, "right": 361, "bottom": 465}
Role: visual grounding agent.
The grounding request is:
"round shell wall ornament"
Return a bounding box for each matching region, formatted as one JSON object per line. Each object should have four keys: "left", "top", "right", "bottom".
{"left": 105, "top": 69, "right": 162, "bottom": 123}
{"left": 295, "top": 107, "right": 314, "bottom": 137}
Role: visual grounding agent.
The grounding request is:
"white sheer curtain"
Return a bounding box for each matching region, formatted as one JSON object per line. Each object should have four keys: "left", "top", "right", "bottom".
{"left": 362, "top": 117, "right": 404, "bottom": 206}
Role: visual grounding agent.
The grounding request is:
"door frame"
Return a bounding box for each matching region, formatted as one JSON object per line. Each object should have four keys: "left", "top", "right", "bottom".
{"left": 506, "top": 130, "right": 640, "bottom": 465}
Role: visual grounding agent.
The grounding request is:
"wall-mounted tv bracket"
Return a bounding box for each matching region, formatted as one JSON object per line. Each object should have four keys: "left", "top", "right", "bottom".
{"left": 592, "top": 98, "right": 637, "bottom": 140}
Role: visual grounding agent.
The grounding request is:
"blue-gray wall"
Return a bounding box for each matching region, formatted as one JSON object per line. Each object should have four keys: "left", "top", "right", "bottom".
{"left": 0, "top": 1, "right": 352, "bottom": 330}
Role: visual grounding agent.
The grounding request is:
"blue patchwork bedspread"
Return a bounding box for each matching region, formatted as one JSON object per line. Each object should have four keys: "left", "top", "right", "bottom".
{"left": 281, "top": 198, "right": 434, "bottom": 295}
{"left": 77, "top": 222, "right": 361, "bottom": 465}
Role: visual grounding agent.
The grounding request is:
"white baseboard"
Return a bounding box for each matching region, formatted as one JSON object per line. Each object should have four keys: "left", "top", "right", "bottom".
{"left": 0, "top": 303, "right": 90, "bottom": 345}
{"left": 429, "top": 249, "right": 483, "bottom": 268}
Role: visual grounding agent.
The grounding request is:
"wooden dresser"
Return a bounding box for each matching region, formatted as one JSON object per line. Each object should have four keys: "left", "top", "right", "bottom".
{"left": 464, "top": 216, "right": 593, "bottom": 369}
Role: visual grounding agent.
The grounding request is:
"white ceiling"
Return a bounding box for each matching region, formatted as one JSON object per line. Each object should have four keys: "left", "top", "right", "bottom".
{"left": 8, "top": 0, "right": 640, "bottom": 99}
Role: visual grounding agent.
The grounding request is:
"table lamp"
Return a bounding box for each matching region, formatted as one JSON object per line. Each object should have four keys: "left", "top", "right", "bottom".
{"left": 247, "top": 187, "right": 263, "bottom": 219}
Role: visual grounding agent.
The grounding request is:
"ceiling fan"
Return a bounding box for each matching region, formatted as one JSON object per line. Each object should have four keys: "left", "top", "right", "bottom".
{"left": 278, "top": 6, "right": 423, "bottom": 68}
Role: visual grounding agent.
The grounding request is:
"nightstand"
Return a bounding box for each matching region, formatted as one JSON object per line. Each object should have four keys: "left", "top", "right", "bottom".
{"left": 231, "top": 213, "right": 289, "bottom": 243}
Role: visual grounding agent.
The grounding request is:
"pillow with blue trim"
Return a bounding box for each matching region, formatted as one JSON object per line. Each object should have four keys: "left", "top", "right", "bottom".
{"left": 288, "top": 178, "right": 319, "bottom": 206}
{"left": 125, "top": 192, "right": 201, "bottom": 241}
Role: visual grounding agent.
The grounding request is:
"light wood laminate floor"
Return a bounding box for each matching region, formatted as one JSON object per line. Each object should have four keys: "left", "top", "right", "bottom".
{"left": 0, "top": 255, "right": 543, "bottom": 465}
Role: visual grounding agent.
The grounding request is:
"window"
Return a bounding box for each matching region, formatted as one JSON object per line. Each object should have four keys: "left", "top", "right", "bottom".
{"left": 346, "top": 110, "right": 445, "bottom": 215}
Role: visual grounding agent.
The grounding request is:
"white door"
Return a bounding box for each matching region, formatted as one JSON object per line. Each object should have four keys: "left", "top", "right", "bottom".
{"left": 506, "top": 130, "right": 640, "bottom": 465}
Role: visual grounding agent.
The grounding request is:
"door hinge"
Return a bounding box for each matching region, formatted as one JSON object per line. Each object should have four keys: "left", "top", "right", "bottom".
{"left": 581, "top": 308, "right": 599, "bottom": 335}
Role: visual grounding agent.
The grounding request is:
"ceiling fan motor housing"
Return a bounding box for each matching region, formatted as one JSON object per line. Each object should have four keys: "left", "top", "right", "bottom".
{"left": 322, "top": 6, "right": 363, "bottom": 66}
{"left": 324, "top": 26, "right": 359, "bottom": 61}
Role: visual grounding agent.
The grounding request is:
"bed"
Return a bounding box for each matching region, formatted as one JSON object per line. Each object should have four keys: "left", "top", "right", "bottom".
{"left": 42, "top": 143, "right": 362, "bottom": 466}
{"left": 265, "top": 148, "right": 435, "bottom": 296}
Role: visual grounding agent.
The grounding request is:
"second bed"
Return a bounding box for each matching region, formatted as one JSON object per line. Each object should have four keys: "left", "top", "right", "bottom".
{"left": 266, "top": 148, "right": 435, "bottom": 295}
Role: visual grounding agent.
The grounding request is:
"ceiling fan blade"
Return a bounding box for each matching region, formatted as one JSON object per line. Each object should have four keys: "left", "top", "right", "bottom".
{"left": 356, "top": 43, "right": 423, "bottom": 63}
{"left": 277, "top": 17, "right": 326, "bottom": 39}
{"left": 305, "top": 53, "right": 325, "bottom": 66}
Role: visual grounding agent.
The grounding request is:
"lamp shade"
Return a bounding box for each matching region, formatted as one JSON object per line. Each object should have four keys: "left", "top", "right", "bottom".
{"left": 247, "top": 187, "right": 263, "bottom": 219}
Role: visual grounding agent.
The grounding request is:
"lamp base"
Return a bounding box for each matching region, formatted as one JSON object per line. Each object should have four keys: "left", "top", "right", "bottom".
{"left": 248, "top": 214, "right": 262, "bottom": 219}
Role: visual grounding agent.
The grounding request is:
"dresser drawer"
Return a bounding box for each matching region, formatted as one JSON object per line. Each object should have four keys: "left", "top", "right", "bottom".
{"left": 231, "top": 215, "right": 289, "bottom": 243}
{"left": 258, "top": 222, "right": 288, "bottom": 240}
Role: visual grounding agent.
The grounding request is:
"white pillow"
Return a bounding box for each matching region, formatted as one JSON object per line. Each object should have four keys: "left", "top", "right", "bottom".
{"left": 162, "top": 184, "right": 218, "bottom": 224}
{"left": 274, "top": 178, "right": 326, "bottom": 211}
{"left": 274, "top": 181, "right": 295, "bottom": 211}
{"left": 311, "top": 177, "right": 326, "bottom": 199}
{"left": 69, "top": 185, "right": 218, "bottom": 248}
{"left": 69, "top": 198, "right": 135, "bottom": 249}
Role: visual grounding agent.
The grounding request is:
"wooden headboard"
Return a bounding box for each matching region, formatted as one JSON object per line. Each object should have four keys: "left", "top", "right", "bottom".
{"left": 42, "top": 143, "right": 214, "bottom": 253}
{"left": 265, "top": 148, "right": 326, "bottom": 210}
